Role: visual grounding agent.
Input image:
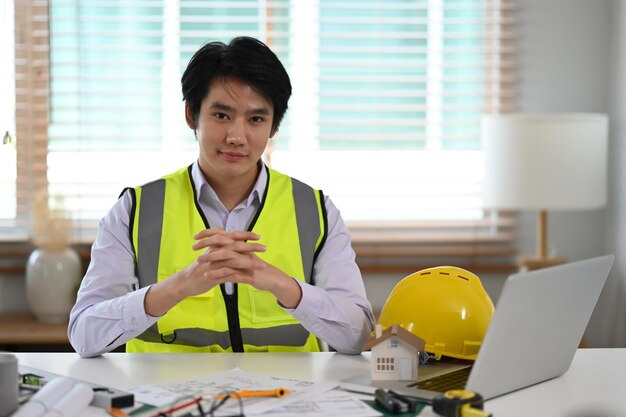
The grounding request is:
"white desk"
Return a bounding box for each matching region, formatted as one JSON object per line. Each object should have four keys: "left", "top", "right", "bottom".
{"left": 14, "top": 349, "right": 626, "bottom": 417}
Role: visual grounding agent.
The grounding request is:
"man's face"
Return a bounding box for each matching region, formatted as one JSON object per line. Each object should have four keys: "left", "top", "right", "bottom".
{"left": 188, "top": 77, "right": 274, "bottom": 188}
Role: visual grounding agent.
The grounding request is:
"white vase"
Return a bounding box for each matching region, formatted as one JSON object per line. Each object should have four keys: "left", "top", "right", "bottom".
{"left": 25, "top": 247, "right": 82, "bottom": 323}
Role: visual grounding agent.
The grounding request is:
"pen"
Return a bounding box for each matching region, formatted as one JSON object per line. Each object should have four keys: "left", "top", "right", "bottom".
{"left": 214, "top": 388, "right": 290, "bottom": 399}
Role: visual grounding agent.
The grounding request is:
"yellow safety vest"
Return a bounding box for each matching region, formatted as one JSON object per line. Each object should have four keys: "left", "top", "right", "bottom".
{"left": 125, "top": 165, "right": 327, "bottom": 352}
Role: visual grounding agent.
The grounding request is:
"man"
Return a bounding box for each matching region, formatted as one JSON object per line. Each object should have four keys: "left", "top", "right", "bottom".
{"left": 68, "top": 36, "right": 375, "bottom": 356}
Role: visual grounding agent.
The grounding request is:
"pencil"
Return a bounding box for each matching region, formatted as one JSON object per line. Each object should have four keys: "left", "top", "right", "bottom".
{"left": 214, "top": 388, "right": 290, "bottom": 399}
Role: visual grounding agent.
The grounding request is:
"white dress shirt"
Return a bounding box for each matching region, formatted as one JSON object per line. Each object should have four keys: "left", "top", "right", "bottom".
{"left": 68, "top": 162, "right": 375, "bottom": 357}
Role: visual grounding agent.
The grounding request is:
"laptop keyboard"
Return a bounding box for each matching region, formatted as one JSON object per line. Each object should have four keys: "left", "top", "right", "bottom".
{"left": 407, "top": 367, "right": 472, "bottom": 392}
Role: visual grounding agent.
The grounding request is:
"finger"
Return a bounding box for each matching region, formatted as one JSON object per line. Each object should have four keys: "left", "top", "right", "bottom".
{"left": 203, "top": 267, "right": 256, "bottom": 282}
{"left": 192, "top": 233, "right": 259, "bottom": 251}
{"left": 192, "top": 235, "right": 236, "bottom": 251}
{"left": 193, "top": 237, "right": 266, "bottom": 253}
{"left": 199, "top": 251, "right": 266, "bottom": 270}
{"left": 225, "top": 241, "right": 267, "bottom": 253}
{"left": 194, "top": 228, "right": 260, "bottom": 241}
{"left": 193, "top": 227, "right": 225, "bottom": 239}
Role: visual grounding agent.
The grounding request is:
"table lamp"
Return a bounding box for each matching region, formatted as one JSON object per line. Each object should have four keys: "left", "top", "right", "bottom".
{"left": 481, "top": 113, "right": 608, "bottom": 271}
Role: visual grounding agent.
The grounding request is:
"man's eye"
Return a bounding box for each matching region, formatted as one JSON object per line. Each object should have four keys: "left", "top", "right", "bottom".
{"left": 251, "top": 116, "right": 265, "bottom": 123}
{"left": 214, "top": 113, "right": 229, "bottom": 120}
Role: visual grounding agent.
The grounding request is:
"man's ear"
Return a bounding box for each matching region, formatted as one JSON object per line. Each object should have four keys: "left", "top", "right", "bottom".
{"left": 184, "top": 103, "right": 196, "bottom": 129}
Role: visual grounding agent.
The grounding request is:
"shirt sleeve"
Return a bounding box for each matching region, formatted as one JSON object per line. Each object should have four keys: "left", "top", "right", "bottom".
{"left": 287, "top": 195, "right": 376, "bottom": 354}
{"left": 67, "top": 190, "right": 159, "bottom": 357}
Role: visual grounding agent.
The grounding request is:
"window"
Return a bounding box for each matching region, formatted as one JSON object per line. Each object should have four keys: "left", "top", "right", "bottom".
{"left": 8, "top": 0, "right": 516, "bottom": 270}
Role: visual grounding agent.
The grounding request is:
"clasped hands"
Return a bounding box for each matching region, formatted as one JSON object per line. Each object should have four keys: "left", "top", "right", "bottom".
{"left": 192, "top": 228, "right": 267, "bottom": 285}
{"left": 145, "top": 228, "right": 302, "bottom": 317}
{"left": 181, "top": 228, "right": 301, "bottom": 308}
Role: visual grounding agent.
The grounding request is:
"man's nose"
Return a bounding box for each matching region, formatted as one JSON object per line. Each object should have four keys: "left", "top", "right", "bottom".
{"left": 226, "top": 118, "right": 245, "bottom": 144}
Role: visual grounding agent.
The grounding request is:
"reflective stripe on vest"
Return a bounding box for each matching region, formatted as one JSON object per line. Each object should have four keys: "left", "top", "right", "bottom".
{"left": 131, "top": 321, "right": 310, "bottom": 349}
{"left": 129, "top": 165, "right": 325, "bottom": 350}
{"left": 136, "top": 178, "right": 165, "bottom": 289}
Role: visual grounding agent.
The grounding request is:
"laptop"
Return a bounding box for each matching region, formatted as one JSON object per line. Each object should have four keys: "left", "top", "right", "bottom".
{"left": 341, "top": 255, "right": 614, "bottom": 400}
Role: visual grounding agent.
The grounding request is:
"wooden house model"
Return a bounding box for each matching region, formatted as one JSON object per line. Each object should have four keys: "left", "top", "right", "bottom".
{"left": 363, "top": 323, "right": 425, "bottom": 381}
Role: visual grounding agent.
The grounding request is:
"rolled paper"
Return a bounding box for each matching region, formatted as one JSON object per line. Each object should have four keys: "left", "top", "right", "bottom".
{"left": 13, "top": 377, "right": 75, "bottom": 417}
{"left": 41, "top": 383, "right": 94, "bottom": 417}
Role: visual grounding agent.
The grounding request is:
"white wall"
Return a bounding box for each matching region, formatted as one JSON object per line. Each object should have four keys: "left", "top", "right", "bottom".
{"left": 601, "top": 0, "right": 626, "bottom": 347}
{"left": 511, "top": 0, "right": 624, "bottom": 347}
{"left": 516, "top": 0, "right": 610, "bottom": 260}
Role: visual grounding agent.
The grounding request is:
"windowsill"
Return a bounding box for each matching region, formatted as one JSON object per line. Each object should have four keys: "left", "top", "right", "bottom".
{"left": 0, "top": 226, "right": 518, "bottom": 275}
{"left": 0, "top": 242, "right": 92, "bottom": 275}
{"left": 0, "top": 313, "right": 69, "bottom": 344}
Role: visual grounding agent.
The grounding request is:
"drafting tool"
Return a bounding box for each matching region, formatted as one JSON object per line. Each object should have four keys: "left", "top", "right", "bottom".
{"left": 432, "top": 390, "right": 491, "bottom": 417}
{"left": 374, "top": 388, "right": 491, "bottom": 417}
{"left": 106, "top": 408, "right": 131, "bottom": 417}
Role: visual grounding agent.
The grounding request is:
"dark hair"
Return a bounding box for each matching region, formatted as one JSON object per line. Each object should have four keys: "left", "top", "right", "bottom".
{"left": 181, "top": 36, "right": 292, "bottom": 134}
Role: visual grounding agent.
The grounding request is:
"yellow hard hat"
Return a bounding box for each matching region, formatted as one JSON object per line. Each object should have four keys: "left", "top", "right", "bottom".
{"left": 378, "top": 266, "right": 495, "bottom": 361}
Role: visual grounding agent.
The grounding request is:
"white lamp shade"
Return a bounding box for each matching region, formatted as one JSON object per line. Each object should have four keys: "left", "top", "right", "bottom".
{"left": 482, "top": 113, "right": 608, "bottom": 210}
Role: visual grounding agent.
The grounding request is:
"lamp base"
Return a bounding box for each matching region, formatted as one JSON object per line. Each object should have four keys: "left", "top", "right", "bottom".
{"left": 516, "top": 254, "right": 567, "bottom": 272}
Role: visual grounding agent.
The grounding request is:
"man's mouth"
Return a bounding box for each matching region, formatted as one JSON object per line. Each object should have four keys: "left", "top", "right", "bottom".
{"left": 220, "top": 151, "right": 246, "bottom": 161}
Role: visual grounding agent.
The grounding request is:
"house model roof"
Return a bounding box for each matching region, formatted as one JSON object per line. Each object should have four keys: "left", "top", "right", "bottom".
{"left": 363, "top": 324, "right": 426, "bottom": 351}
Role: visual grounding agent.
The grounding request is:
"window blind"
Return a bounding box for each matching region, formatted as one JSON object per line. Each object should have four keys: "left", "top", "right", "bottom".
{"left": 46, "top": 0, "right": 289, "bottom": 238}
{"left": 0, "top": 0, "right": 16, "bottom": 226}
{"left": 267, "top": 0, "right": 518, "bottom": 270}
{"left": 271, "top": 0, "right": 516, "bottom": 219}
{"left": 47, "top": 0, "right": 172, "bottom": 230}
{"left": 11, "top": 0, "right": 50, "bottom": 240}
{"left": 10, "top": 0, "right": 517, "bottom": 270}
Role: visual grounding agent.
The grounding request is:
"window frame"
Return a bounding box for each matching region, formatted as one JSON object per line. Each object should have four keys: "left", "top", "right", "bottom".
{"left": 6, "top": 0, "right": 518, "bottom": 272}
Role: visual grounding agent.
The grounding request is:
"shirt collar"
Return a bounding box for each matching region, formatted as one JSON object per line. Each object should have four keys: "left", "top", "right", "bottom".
{"left": 191, "top": 160, "right": 267, "bottom": 208}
